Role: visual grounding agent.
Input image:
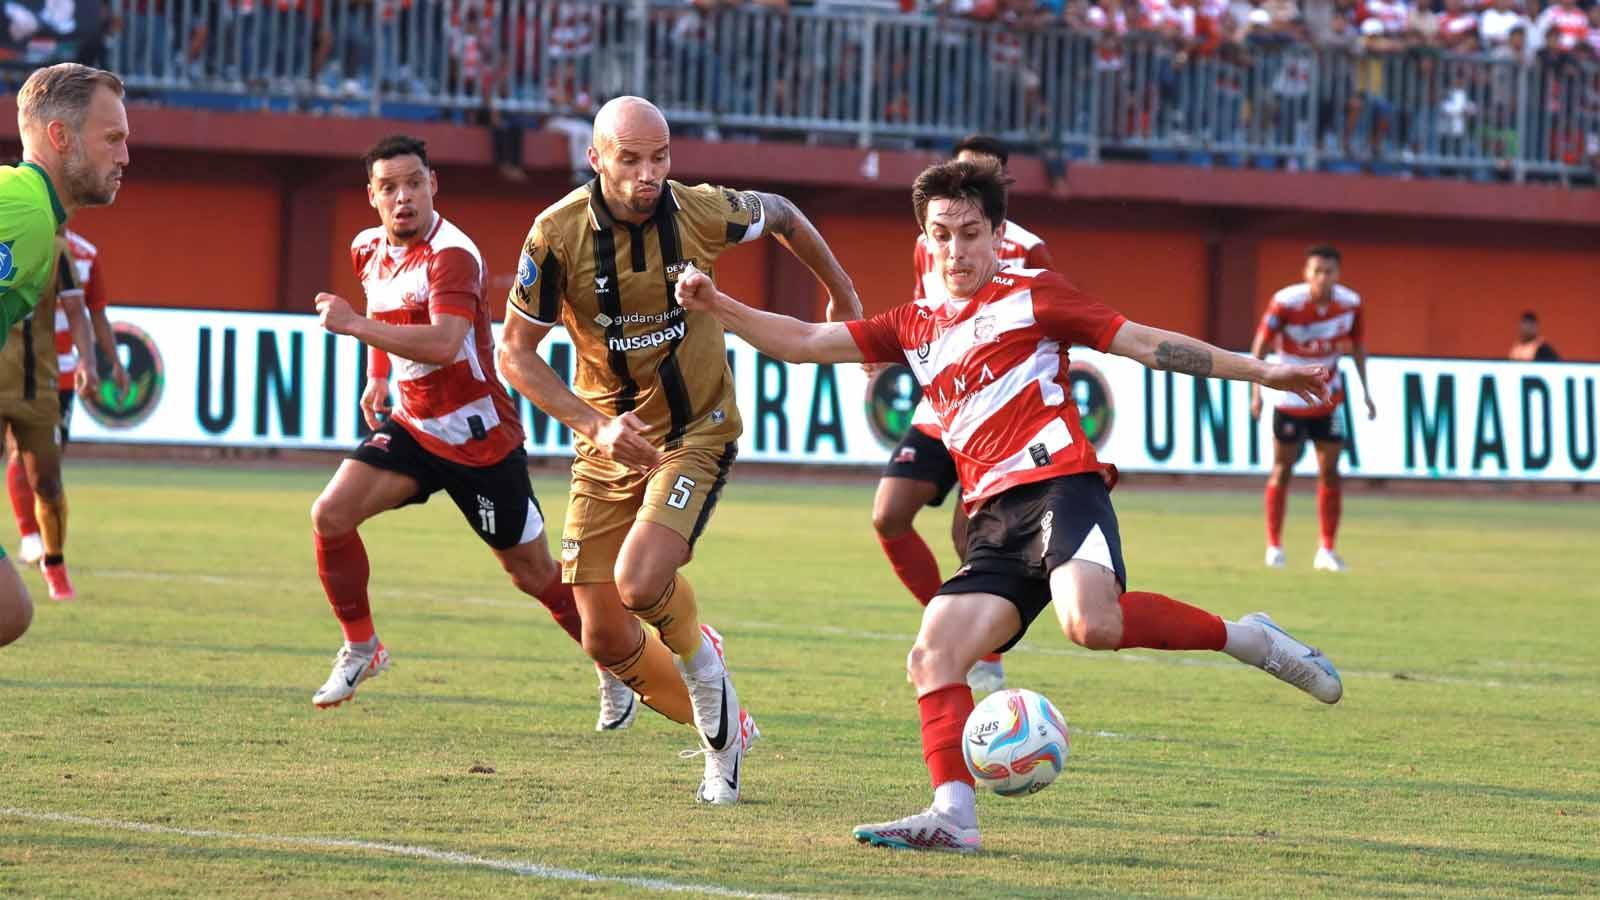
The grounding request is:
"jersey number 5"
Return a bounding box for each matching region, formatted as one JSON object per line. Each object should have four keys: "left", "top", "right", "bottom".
{"left": 665, "top": 476, "right": 697, "bottom": 510}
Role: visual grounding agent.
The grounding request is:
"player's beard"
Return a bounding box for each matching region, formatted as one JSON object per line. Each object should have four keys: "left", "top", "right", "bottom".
{"left": 62, "top": 138, "right": 118, "bottom": 207}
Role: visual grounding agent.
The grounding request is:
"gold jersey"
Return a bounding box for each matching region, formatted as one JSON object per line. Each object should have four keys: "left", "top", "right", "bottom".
{"left": 0, "top": 235, "right": 72, "bottom": 405}
{"left": 508, "top": 178, "right": 766, "bottom": 456}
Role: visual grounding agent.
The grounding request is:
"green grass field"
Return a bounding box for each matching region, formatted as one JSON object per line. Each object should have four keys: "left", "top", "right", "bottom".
{"left": 1, "top": 461, "right": 1596, "bottom": 898}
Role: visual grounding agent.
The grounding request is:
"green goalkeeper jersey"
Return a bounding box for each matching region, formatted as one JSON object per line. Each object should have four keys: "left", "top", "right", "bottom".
{"left": 0, "top": 162, "right": 69, "bottom": 349}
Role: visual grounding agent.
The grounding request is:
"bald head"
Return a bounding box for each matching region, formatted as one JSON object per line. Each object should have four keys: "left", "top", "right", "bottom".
{"left": 592, "top": 96, "right": 669, "bottom": 153}
{"left": 588, "top": 96, "right": 672, "bottom": 225}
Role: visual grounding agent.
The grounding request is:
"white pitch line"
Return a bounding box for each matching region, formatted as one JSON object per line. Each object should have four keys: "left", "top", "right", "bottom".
{"left": 0, "top": 808, "right": 793, "bottom": 900}
{"left": 79, "top": 567, "right": 1590, "bottom": 695}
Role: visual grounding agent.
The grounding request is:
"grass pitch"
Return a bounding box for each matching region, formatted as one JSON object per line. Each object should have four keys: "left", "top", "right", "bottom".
{"left": 1, "top": 461, "right": 1596, "bottom": 898}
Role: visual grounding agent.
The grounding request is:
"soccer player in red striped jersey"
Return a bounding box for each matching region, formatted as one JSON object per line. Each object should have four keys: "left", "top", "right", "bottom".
{"left": 676, "top": 159, "right": 1344, "bottom": 853}
{"left": 1249, "top": 246, "right": 1376, "bottom": 573}
{"left": 874, "top": 135, "right": 1054, "bottom": 697}
{"left": 307, "top": 135, "right": 636, "bottom": 729}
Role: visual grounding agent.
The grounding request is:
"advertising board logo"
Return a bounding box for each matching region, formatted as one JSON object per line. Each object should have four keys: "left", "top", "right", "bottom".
{"left": 1068, "top": 360, "right": 1113, "bottom": 449}
{"left": 865, "top": 363, "right": 924, "bottom": 449}
{"left": 82, "top": 322, "right": 164, "bottom": 430}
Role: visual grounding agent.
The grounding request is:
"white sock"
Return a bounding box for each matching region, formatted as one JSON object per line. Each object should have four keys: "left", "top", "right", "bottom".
{"left": 348, "top": 635, "right": 380, "bottom": 654}
{"left": 932, "top": 781, "right": 978, "bottom": 829}
{"left": 682, "top": 632, "right": 723, "bottom": 678}
{"left": 1222, "top": 620, "right": 1269, "bottom": 667}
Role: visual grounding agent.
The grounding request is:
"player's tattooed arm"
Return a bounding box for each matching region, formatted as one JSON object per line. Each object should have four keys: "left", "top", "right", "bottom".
{"left": 1111, "top": 321, "right": 1329, "bottom": 404}
{"left": 748, "top": 191, "right": 864, "bottom": 323}
{"left": 1153, "top": 340, "right": 1214, "bottom": 377}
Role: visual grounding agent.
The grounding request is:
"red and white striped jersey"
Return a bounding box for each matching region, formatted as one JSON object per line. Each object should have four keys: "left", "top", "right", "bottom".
{"left": 351, "top": 214, "right": 523, "bottom": 467}
{"left": 55, "top": 229, "right": 107, "bottom": 391}
{"left": 1256, "top": 282, "right": 1363, "bottom": 417}
{"left": 849, "top": 269, "right": 1126, "bottom": 513}
{"left": 908, "top": 220, "right": 1055, "bottom": 438}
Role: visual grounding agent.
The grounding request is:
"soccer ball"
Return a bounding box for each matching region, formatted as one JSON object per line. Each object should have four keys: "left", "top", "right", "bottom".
{"left": 962, "top": 688, "right": 1070, "bottom": 797}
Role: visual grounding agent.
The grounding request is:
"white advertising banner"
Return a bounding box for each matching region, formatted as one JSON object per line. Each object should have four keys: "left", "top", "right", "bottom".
{"left": 71, "top": 307, "right": 1597, "bottom": 483}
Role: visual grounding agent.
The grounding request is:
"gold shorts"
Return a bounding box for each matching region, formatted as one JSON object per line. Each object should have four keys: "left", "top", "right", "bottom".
{"left": 0, "top": 393, "right": 62, "bottom": 469}
{"left": 561, "top": 441, "right": 738, "bottom": 584}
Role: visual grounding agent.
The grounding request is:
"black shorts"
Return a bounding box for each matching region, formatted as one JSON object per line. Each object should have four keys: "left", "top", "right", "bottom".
{"left": 940, "top": 473, "right": 1127, "bottom": 653}
{"left": 1273, "top": 408, "right": 1344, "bottom": 446}
{"left": 351, "top": 419, "right": 544, "bottom": 551}
{"left": 882, "top": 427, "right": 959, "bottom": 507}
{"left": 57, "top": 389, "right": 74, "bottom": 447}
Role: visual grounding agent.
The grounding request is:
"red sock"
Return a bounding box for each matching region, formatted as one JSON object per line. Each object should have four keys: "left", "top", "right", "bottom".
{"left": 314, "top": 530, "right": 374, "bottom": 643}
{"left": 918, "top": 683, "right": 976, "bottom": 788}
{"left": 534, "top": 573, "right": 584, "bottom": 645}
{"left": 1264, "top": 482, "right": 1286, "bottom": 548}
{"left": 981, "top": 652, "right": 1002, "bottom": 664}
{"left": 1318, "top": 484, "right": 1342, "bottom": 550}
{"left": 1117, "top": 591, "right": 1226, "bottom": 651}
{"left": 879, "top": 531, "right": 943, "bottom": 606}
{"left": 7, "top": 457, "right": 37, "bottom": 536}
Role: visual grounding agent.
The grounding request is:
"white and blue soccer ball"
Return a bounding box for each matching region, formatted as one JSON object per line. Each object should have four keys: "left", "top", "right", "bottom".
{"left": 962, "top": 688, "right": 1071, "bottom": 796}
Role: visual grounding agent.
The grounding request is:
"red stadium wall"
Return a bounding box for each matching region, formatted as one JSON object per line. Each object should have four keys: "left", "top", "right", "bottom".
{"left": 5, "top": 101, "right": 1596, "bottom": 360}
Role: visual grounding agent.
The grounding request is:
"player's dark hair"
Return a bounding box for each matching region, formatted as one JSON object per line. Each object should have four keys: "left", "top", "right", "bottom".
{"left": 952, "top": 134, "right": 1009, "bottom": 167}
{"left": 1306, "top": 244, "right": 1342, "bottom": 264}
{"left": 364, "top": 134, "right": 430, "bottom": 176}
{"left": 1521, "top": 310, "right": 1539, "bottom": 323}
{"left": 912, "top": 159, "right": 1011, "bottom": 232}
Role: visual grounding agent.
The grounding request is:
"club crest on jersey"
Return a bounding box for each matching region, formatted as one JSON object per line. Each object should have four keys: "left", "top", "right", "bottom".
{"left": 517, "top": 251, "right": 538, "bottom": 288}
{"left": 974, "top": 315, "right": 996, "bottom": 343}
{"left": 561, "top": 539, "right": 581, "bottom": 562}
{"left": 916, "top": 341, "right": 931, "bottom": 361}
{"left": 710, "top": 408, "right": 726, "bottom": 425}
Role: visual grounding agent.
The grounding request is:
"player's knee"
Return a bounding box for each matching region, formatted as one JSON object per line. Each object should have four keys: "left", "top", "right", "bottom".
{"left": 871, "top": 503, "right": 913, "bottom": 538}
{"left": 32, "top": 475, "right": 62, "bottom": 501}
{"left": 614, "top": 565, "right": 670, "bottom": 614}
{"left": 0, "top": 590, "right": 33, "bottom": 648}
{"left": 1061, "top": 607, "right": 1121, "bottom": 651}
{"left": 504, "top": 550, "right": 558, "bottom": 597}
{"left": 905, "top": 641, "right": 963, "bottom": 689}
{"left": 582, "top": 624, "right": 637, "bottom": 667}
{"left": 309, "top": 494, "right": 355, "bottom": 537}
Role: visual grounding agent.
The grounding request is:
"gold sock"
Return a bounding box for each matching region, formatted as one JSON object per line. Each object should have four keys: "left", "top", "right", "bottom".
{"left": 606, "top": 627, "right": 692, "bottom": 725}
{"left": 35, "top": 494, "right": 65, "bottom": 558}
{"left": 626, "top": 573, "right": 703, "bottom": 661}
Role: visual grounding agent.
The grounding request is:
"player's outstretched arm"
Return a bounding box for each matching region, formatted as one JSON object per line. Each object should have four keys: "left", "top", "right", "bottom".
{"left": 497, "top": 314, "right": 660, "bottom": 473}
{"left": 750, "top": 191, "right": 863, "bottom": 323}
{"left": 315, "top": 292, "right": 469, "bottom": 366}
{"left": 676, "top": 266, "right": 865, "bottom": 365}
{"left": 1109, "top": 321, "right": 1331, "bottom": 406}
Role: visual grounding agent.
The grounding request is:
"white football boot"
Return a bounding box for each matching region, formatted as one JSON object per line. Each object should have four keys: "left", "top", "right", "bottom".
{"left": 1312, "top": 547, "right": 1347, "bottom": 572}
{"left": 17, "top": 533, "right": 43, "bottom": 566}
{"left": 853, "top": 807, "right": 981, "bottom": 854}
{"left": 1240, "top": 612, "right": 1343, "bottom": 704}
{"left": 677, "top": 624, "right": 752, "bottom": 804}
{"left": 965, "top": 658, "right": 1006, "bottom": 695}
{"left": 1264, "top": 546, "right": 1286, "bottom": 569}
{"left": 595, "top": 665, "right": 638, "bottom": 732}
{"left": 312, "top": 641, "right": 391, "bottom": 708}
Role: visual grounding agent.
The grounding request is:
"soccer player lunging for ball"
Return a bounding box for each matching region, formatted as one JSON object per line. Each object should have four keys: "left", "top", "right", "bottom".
{"left": 675, "top": 159, "right": 1344, "bottom": 852}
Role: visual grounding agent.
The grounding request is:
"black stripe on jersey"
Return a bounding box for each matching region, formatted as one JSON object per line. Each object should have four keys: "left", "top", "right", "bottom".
{"left": 689, "top": 441, "right": 739, "bottom": 548}
{"left": 724, "top": 221, "right": 746, "bottom": 246}
{"left": 537, "top": 247, "right": 563, "bottom": 323}
{"left": 655, "top": 196, "right": 694, "bottom": 450}
{"left": 20, "top": 316, "right": 36, "bottom": 401}
{"left": 592, "top": 227, "right": 638, "bottom": 413}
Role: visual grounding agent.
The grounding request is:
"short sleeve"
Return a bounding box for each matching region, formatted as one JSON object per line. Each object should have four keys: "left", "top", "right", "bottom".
{"left": 507, "top": 217, "right": 564, "bottom": 325}
{"left": 82, "top": 255, "right": 108, "bottom": 311}
{"left": 845, "top": 304, "right": 916, "bottom": 365}
{"left": 678, "top": 182, "right": 766, "bottom": 251}
{"left": 427, "top": 247, "right": 480, "bottom": 319}
{"left": 0, "top": 204, "right": 55, "bottom": 304}
{"left": 1348, "top": 304, "right": 1364, "bottom": 343}
{"left": 1256, "top": 301, "right": 1283, "bottom": 340}
{"left": 1030, "top": 272, "right": 1126, "bottom": 351}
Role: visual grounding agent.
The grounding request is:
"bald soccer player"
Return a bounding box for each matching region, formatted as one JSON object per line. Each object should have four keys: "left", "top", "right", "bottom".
{"left": 497, "top": 97, "right": 863, "bottom": 805}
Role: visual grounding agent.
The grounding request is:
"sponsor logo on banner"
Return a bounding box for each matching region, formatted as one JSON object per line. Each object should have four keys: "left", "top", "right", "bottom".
{"left": 1068, "top": 361, "right": 1114, "bottom": 449}
{"left": 865, "top": 363, "right": 923, "bottom": 449}
{"left": 82, "top": 322, "right": 164, "bottom": 429}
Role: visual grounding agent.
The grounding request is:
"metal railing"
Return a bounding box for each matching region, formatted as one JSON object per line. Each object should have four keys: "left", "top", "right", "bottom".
{"left": 100, "top": 0, "right": 1600, "bottom": 184}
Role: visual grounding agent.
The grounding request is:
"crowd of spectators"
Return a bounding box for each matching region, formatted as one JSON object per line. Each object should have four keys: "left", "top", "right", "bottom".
{"left": 6, "top": 0, "right": 1597, "bottom": 180}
